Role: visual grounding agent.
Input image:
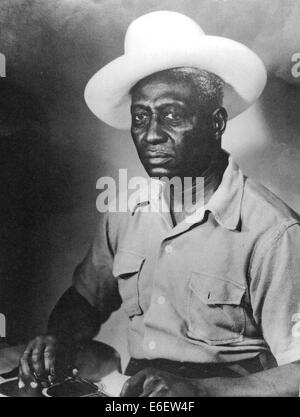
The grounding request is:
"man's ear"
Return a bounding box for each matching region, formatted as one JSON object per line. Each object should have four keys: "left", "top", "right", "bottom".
{"left": 211, "top": 107, "right": 228, "bottom": 139}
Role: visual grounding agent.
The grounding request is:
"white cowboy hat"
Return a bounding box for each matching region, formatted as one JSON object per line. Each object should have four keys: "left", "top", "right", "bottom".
{"left": 84, "top": 10, "right": 267, "bottom": 130}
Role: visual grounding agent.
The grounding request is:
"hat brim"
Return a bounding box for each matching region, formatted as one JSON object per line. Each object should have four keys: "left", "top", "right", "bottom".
{"left": 84, "top": 35, "right": 267, "bottom": 129}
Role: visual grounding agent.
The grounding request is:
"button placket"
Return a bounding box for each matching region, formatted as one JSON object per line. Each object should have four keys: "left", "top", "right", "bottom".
{"left": 143, "top": 238, "right": 175, "bottom": 350}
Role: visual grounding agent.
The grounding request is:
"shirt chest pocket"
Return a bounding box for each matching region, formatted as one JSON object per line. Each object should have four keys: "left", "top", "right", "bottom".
{"left": 113, "top": 250, "right": 145, "bottom": 319}
{"left": 187, "top": 272, "right": 246, "bottom": 345}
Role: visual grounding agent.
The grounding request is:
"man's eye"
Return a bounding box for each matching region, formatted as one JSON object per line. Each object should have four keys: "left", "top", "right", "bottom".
{"left": 133, "top": 113, "right": 148, "bottom": 124}
{"left": 163, "top": 112, "right": 182, "bottom": 122}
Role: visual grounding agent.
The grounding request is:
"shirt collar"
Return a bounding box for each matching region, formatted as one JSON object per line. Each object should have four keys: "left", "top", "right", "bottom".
{"left": 129, "top": 178, "right": 161, "bottom": 215}
{"left": 206, "top": 156, "right": 244, "bottom": 231}
{"left": 130, "top": 156, "right": 244, "bottom": 231}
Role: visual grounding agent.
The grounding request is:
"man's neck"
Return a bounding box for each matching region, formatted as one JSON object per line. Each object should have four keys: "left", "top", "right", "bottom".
{"left": 167, "top": 152, "right": 228, "bottom": 226}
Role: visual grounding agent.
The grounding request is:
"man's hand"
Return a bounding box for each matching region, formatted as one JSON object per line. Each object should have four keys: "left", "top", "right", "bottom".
{"left": 120, "top": 368, "right": 199, "bottom": 397}
{"left": 18, "top": 335, "right": 61, "bottom": 389}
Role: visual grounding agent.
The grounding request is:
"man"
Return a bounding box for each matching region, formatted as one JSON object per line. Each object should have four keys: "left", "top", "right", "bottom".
{"left": 19, "top": 11, "right": 300, "bottom": 396}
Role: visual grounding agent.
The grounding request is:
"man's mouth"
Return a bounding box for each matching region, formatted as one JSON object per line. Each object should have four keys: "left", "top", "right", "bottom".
{"left": 144, "top": 151, "right": 174, "bottom": 165}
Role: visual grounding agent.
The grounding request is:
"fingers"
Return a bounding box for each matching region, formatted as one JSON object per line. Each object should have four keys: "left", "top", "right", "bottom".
{"left": 18, "top": 335, "right": 58, "bottom": 389}
{"left": 44, "top": 337, "right": 56, "bottom": 378}
{"left": 31, "top": 337, "right": 45, "bottom": 377}
{"left": 148, "top": 383, "right": 168, "bottom": 397}
{"left": 18, "top": 367, "right": 25, "bottom": 389}
{"left": 139, "top": 376, "right": 163, "bottom": 397}
{"left": 121, "top": 368, "right": 176, "bottom": 397}
{"left": 19, "top": 339, "right": 37, "bottom": 387}
{"left": 120, "top": 369, "right": 149, "bottom": 397}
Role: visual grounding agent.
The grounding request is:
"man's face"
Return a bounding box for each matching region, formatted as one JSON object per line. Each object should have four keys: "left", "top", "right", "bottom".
{"left": 130, "top": 76, "right": 216, "bottom": 179}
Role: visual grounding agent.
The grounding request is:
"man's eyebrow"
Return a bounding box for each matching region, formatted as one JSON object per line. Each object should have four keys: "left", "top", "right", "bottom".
{"left": 155, "top": 100, "right": 187, "bottom": 108}
{"left": 131, "top": 99, "right": 188, "bottom": 109}
{"left": 130, "top": 104, "right": 152, "bottom": 115}
{"left": 131, "top": 103, "right": 150, "bottom": 110}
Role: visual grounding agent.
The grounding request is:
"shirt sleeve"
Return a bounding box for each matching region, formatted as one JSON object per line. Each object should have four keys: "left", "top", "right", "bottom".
{"left": 72, "top": 212, "right": 121, "bottom": 317}
{"left": 250, "top": 221, "right": 300, "bottom": 365}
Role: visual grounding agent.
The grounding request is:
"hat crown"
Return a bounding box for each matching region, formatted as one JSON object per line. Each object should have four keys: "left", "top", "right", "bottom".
{"left": 124, "top": 11, "right": 205, "bottom": 54}
{"left": 85, "top": 11, "right": 267, "bottom": 129}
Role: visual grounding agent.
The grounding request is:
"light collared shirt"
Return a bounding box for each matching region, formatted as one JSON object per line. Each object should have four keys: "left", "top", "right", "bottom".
{"left": 73, "top": 157, "right": 300, "bottom": 367}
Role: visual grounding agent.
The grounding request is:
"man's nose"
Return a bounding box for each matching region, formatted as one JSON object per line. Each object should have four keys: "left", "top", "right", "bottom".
{"left": 144, "top": 116, "right": 167, "bottom": 144}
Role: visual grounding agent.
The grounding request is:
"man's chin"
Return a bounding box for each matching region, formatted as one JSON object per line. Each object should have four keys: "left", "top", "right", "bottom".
{"left": 146, "top": 166, "right": 175, "bottom": 179}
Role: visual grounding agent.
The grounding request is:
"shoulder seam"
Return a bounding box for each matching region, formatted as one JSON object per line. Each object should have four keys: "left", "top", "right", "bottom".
{"left": 248, "top": 219, "right": 300, "bottom": 278}
{"left": 244, "top": 178, "right": 300, "bottom": 222}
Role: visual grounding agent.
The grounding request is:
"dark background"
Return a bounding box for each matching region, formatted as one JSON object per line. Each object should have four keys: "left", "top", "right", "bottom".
{"left": 0, "top": 1, "right": 299, "bottom": 360}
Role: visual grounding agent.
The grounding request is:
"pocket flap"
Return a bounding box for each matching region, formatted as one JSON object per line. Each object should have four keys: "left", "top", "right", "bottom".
{"left": 113, "top": 250, "right": 145, "bottom": 278}
{"left": 189, "top": 272, "right": 245, "bottom": 305}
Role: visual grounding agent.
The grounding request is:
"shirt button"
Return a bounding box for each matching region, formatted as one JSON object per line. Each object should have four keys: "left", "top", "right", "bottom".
{"left": 148, "top": 341, "right": 156, "bottom": 350}
{"left": 165, "top": 244, "right": 173, "bottom": 254}
{"left": 157, "top": 296, "right": 166, "bottom": 305}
